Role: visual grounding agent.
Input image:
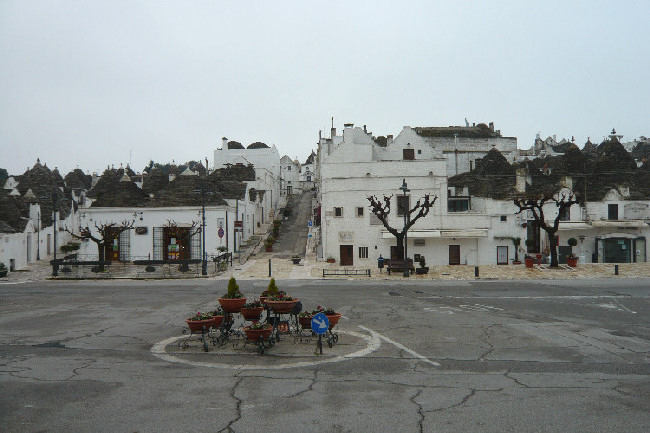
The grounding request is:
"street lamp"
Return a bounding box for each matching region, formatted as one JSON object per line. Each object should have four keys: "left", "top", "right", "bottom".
{"left": 399, "top": 179, "right": 410, "bottom": 277}
{"left": 193, "top": 181, "right": 212, "bottom": 276}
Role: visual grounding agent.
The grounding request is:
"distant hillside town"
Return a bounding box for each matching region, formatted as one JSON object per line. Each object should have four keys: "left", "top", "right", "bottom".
{"left": 1, "top": 122, "right": 649, "bottom": 273}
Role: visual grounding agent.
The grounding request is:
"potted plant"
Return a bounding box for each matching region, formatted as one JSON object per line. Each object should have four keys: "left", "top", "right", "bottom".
{"left": 240, "top": 300, "right": 264, "bottom": 321}
{"left": 186, "top": 310, "right": 216, "bottom": 333}
{"left": 566, "top": 238, "right": 578, "bottom": 267}
{"left": 415, "top": 256, "right": 429, "bottom": 274}
{"left": 217, "top": 245, "right": 228, "bottom": 253}
{"left": 291, "top": 255, "right": 302, "bottom": 265}
{"left": 218, "top": 277, "right": 247, "bottom": 313}
{"left": 264, "top": 278, "right": 298, "bottom": 313}
{"left": 511, "top": 237, "right": 522, "bottom": 264}
{"left": 243, "top": 321, "right": 273, "bottom": 342}
{"left": 326, "top": 256, "right": 336, "bottom": 263}
{"left": 0, "top": 263, "right": 7, "bottom": 278}
{"left": 298, "top": 311, "right": 314, "bottom": 329}
{"left": 313, "top": 305, "right": 342, "bottom": 330}
{"left": 260, "top": 278, "right": 283, "bottom": 304}
{"left": 265, "top": 236, "right": 274, "bottom": 252}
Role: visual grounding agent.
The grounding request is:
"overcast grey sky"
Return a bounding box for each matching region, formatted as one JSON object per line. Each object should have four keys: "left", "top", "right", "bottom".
{"left": 1, "top": 1, "right": 648, "bottom": 176}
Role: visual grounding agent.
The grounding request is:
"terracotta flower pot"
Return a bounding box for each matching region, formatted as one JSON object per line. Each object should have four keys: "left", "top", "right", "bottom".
{"left": 299, "top": 315, "right": 313, "bottom": 329}
{"left": 524, "top": 258, "right": 535, "bottom": 268}
{"left": 218, "top": 297, "right": 247, "bottom": 313}
{"left": 325, "top": 313, "right": 342, "bottom": 330}
{"left": 567, "top": 257, "right": 578, "bottom": 267}
{"left": 186, "top": 318, "right": 214, "bottom": 333}
{"left": 265, "top": 299, "right": 299, "bottom": 314}
{"left": 212, "top": 315, "right": 226, "bottom": 328}
{"left": 241, "top": 306, "right": 264, "bottom": 321}
{"left": 244, "top": 326, "right": 273, "bottom": 342}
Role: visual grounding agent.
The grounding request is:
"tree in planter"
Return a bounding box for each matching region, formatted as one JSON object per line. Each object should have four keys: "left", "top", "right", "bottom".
{"left": 567, "top": 237, "right": 578, "bottom": 260}
{"left": 514, "top": 191, "right": 579, "bottom": 268}
{"left": 65, "top": 220, "right": 134, "bottom": 270}
{"left": 367, "top": 192, "right": 437, "bottom": 260}
{"left": 511, "top": 237, "right": 521, "bottom": 263}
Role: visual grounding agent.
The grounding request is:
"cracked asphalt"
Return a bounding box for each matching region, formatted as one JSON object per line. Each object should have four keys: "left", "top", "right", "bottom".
{"left": 1, "top": 278, "right": 649, "bottom": 432}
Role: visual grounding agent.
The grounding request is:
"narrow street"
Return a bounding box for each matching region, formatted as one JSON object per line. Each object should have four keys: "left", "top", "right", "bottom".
{"left": 270, "top": 191, "right": 314, "bottom": 258}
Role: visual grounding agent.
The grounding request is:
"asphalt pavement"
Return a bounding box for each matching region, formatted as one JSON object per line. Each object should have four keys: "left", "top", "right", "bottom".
{"left": 1, "top": 278, "right": 648, "bottom": 432}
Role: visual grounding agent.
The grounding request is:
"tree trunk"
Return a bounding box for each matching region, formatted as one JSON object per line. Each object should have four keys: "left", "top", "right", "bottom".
{"left": 97, "top": 242, "right": 106, "bottom": 272}
{"left": 547, "top": 230, "right": 558, "bottom": 268}
{"left": 395, "top": 234, "right": 404, "bottom": 259}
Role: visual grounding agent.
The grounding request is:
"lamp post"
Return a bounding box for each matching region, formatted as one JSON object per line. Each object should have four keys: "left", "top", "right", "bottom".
{"left": 399, "top": 179, "right": 410, "bottom": 277}
{"left": 51, "top": 191, "right": 59, "bottom": 276}
{"left": 193, "top": 181, "right": 211, "bottom": 276}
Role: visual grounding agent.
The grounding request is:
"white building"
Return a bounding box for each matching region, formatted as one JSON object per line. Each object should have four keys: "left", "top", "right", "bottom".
{"left": 280, "top": 155, "right": 300, "bottom": 196}
{"left": 299, "top": 151, "right": 316, "bottom": 191}
{"left": 214, "top": 138, "right": 282, "bottom": 218}
{"left": 318, "top": 124, "right": 525, "bottom": 266}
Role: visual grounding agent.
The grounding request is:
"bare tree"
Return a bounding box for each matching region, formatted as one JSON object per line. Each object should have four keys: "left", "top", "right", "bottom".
{"left": 164, "top": 219, "right": 201, "bottom": 237}
{"left": 367, "top": 193, "right": 437, "bottom": 259}
{"left": 65, "top": 220, "right": 134, "bottom": 269}
{"left": 513, "top": 191, "right": 578, "bottom": 268}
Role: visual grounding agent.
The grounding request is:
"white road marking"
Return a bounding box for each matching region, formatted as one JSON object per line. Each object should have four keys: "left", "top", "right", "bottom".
{"left": 150, "top": 330, "right": 380, "bottom": 370}
{"left": 358, "top": 325, "right": 440, "bottom": 367}
{"left": 417, "top": 295, "right": 647, "bottom": 300}
{"left": 424, "top": 307, "right": 454, "bottom": 314}
{"left": 609, "top": 298, "right": 637, "bottom": 314}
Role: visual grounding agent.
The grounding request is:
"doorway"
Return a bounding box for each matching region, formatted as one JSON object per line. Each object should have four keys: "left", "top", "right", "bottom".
{"left": 164, "top": 227, "right": 190, "bottom": 260}
{"left": 340, "top": 245, "right": 353, "bottom": 266}
{"left": 449, "top": 245, "right": 460, "bottom": 265}
{"left": 496, "top": 246, "right": 508, "bottom": 265}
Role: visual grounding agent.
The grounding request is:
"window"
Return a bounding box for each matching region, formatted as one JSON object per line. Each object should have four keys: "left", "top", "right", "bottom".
{"left": 397, "top": 195, "right": 410, "bottom": 216}
{"left": 448, "top": 198, "right": 470, "bottom": 212}
{"left": 403, "top": 148, "right": 415, "bottom": 160}
{"left": 334, "top": 207, "right": 343, "bottom": 217}
{"left": 417, "top": 149, "right": 422, "bottom": 155}
{"left": 307, "top": 175, "right": 312, "bottom": 181}
{"left": 356, "top": 207, "right": 364, "bottom": 217}
{"left": 608, "top": 204, "right": 618, "bottom": 220}
{"left": 287, "top": 166, "right": 291, "bottom": 171}
{"left": 500, "top": 215, "right": 507, "bottom": 222}
{"left": 358, "top": 247, "right": 369, "bottom": 259}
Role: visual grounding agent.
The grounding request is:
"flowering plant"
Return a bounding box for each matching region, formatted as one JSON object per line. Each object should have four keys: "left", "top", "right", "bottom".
{"left": 313, "top": 305, "right": 336, "bottom": 315}
{"left": 298, "top": 311, "right": 313, "bottom": 318}
{"left": 269, "top": 292, "right": 294, "bottom": 301}
{"left": 242, "top": 300, "right": 262, "bottom": 309}
{"left": 247, "top": 322, "right": 272, "bottom": 330}
{"left": 188, "top": 311, "right": 214, "bottom": 321}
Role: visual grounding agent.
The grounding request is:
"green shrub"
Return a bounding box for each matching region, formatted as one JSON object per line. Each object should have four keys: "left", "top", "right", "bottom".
{"left": 225, "top": 277, "right": 242, "bottom": 298}
{"left": 267, "top": 278, "right": 279, "bottom": 296}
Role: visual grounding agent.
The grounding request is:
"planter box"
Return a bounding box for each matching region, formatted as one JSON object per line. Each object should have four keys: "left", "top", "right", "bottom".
{"left": 265, "top": 299, "right": 299, "bottom": 314}
{"left": 415, "top": 267, "right": 429, "bottom": 275}
{"left": 218, "top": 297, "right": 247, "bottom": 313}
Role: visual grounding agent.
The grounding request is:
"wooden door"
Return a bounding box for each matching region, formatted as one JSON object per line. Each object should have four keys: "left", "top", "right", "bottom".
{"left": 164, "top": 227, "right": 190, "bottom": 260}
{"left": 496, "top": 246, "right": 508, "bottom": 265}
{"left": 340, "top": 245, "right": 353, "bottom": 266}
{"left": 449, "top": 245, "right": 460, "bottom": 265}
{"left": 105, "top": 227, "right": 120, "bottom": 262}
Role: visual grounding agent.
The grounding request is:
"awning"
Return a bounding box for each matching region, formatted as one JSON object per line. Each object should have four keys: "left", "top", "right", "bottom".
{"left": 441, "top": 229, "right": 488, "bottom": 238}
{"left": 381, "top": 230, "right": 440, "bottom": 239}
{"left": 558, "top": 222, "right": 592, "bottom": 230}
{"left": 591, "top": 220, "right": 648, "bottom": 229}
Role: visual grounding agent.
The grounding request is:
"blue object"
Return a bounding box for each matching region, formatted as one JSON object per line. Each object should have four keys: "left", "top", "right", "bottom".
{"left": 311, "top": 312, "right": 329, "bottom": 335}
{"left": 308, "top": 220, "right": 313, "bottom": 227}
{"left": 218, "top": 228, "right": 225, "bottom": 238}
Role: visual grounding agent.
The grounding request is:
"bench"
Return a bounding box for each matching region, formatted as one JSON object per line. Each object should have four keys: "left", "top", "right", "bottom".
{"left": 386, "top": 259, "right": 415, "bottom": 275}
{"left": 56, "top": 260, "right": 112, "bottom": 278}
{"left": 322, "top": 269, "right": 371, "bottom": 277}
{"left": 133, "top": 259, "right": 202, "bottom": 277}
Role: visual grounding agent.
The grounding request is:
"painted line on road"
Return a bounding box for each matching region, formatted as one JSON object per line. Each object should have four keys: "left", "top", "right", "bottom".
{"left": 609, "top": 298, "right": 637, "bottom": 314}
{"left": 150, "top": 329, "right": 380, "bottom": 370}
{"left": 417, "top": 295, "right": 647, "bottom": 300}
{"left": 358, "top": 325, "right": 440, "bottom": 367}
